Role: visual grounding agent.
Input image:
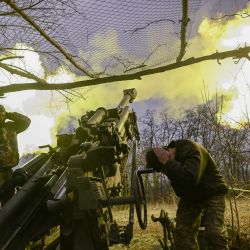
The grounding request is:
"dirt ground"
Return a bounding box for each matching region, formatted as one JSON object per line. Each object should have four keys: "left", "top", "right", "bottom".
{"left": 110, "top": 204, "right": 176, "bottom": 250}
{"left": 110, "top": 198, "right": 250, "bottom": 250}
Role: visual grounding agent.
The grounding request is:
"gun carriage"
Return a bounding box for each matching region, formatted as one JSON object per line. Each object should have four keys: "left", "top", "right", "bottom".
{"left": 0, "top": 88, "right": 151, "bottom": 250}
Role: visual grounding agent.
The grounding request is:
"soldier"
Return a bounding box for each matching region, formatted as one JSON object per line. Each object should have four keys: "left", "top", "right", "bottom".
{"left": 146, "top": 139, "right": 229, "bottom": 250}
{"left": 0, "top": 105, "right": 31, "bottom": 206}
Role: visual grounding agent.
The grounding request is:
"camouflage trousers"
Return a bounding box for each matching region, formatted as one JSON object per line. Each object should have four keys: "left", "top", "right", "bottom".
{"left": 174, "top": 194, "right": 229, "bottom": 250}
{"left": 0, "top": 167, "right": 14, "bottom": 206}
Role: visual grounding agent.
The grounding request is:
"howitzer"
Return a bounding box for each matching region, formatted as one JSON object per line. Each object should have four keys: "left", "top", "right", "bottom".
{"left": 0, "top": 88, "right": 150, "bottom": 250}
{"left": 151, "top": 209, "right": 175, "bottom": 250}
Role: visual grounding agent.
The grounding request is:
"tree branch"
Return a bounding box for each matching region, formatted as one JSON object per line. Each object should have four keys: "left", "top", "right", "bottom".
{"left": 0, "top": 0, "right": 45, "bottom": 16}
{"left": 211, "top": 11, "right": 250, "bottom": 20}
{"left": 0, "top": 61, "right": 47, "bottom": 84}
{"left": 176, "top": 0, "right": 189, "bottom": 62}
{"left": 125, "top": 18, "right": 175, "bottom": 34}
{"left": 0, "top": 56, "right": 24, "bottom": 61}
{"left": 2, "top": 0, "right": 95, "bottom": 78}
{"left": 0, "top": 46, "right": 249, "bottom": 95}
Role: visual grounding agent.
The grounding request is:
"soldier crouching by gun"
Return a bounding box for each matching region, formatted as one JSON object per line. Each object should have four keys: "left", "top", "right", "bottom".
{"left": 146, "top": 139, "right": 229, "bottom": 250}
{"left": 0, "top": 105, "right": 31, "bottom": 206}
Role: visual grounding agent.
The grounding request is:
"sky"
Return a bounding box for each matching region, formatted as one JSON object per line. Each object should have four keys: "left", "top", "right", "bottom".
{"left": 0, "top": 0, "right": 250, "bottom": 156}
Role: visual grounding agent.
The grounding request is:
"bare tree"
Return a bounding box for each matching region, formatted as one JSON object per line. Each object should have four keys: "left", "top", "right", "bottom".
{"left": 139, "top": 93, "right": 250, "bottom": 205}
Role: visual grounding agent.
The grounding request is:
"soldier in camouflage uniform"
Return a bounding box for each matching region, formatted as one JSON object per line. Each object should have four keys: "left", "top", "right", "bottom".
{"left": 146, "top": 139, "right": 229, "bottom": 250}
{"left": 0, "top": 105, "right": 31, "bottom": 206}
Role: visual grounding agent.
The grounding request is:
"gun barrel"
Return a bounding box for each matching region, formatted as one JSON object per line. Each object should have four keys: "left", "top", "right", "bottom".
{"left": 87, "top": 107, "right": 107, "bottom": 125}
{"left": 0, "top": 159, "right": 53, "bottom": 230}
{"left": 20, "top": 153, "right": 49, "bottom": 176}
{"left": 117, "top": 88, "right": 137, "bottom": 109}
{"left": 0, "top": 154, "right": 49, "bottom": 200}
{"left": 116, "top": 106, "right": 131, "bottom": 133}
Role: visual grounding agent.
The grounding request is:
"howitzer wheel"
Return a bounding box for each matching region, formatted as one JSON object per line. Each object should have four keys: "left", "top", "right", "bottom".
{"left": 133, "top": 172, "right": 147, "bottom": 230}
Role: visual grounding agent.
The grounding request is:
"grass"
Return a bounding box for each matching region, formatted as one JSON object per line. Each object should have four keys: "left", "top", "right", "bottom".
{"left": 110, "top": 198, "right": 250, "bottom": 250}
{"left": 110, "top": 204, "right": 175, "bottom": 250}
{"left": 225, "top": 198, "right": 250, "bottom": 249}
{"left": 225, "top": 198, "right": 250, "bottom": 235}
{"left": 26, "top": 198, "right": 250, "bottom": 249}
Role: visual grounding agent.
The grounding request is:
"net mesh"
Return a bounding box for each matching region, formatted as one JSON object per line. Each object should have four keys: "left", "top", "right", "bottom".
{"left": 0, "top": 0, "right": 248, "bottom": 79}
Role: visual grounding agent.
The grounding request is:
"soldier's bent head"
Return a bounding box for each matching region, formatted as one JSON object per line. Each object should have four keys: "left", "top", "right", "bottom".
{"left": 146, "top": 149, "right": 164, "bottom": 172}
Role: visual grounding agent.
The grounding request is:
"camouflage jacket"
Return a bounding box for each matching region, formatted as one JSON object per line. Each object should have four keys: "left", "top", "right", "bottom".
{"left": 162, "top": 139, "right": 228, "bottom": 202}
{"left": 0, "top": 112, "right": 31, "bottom": 168}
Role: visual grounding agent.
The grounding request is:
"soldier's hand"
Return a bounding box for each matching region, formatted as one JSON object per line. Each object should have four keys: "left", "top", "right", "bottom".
{"left": 146, "top": 148, "right": 163, "bottom": 172}
{"left": 153, "top": 147, "right": 171, "bottom": 165}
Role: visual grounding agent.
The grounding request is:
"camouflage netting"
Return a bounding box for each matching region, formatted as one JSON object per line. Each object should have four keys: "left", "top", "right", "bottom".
{"left": 0, "top": 0, "right": 248, "bottom": 79}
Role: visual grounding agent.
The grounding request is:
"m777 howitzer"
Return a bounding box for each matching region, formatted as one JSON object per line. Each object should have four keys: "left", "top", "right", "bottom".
{"left": 0, "top": 88, "right": 153, "bottom": 250}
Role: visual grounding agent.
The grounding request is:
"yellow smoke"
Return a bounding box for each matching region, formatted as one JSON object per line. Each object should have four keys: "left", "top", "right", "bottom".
{"left": 78, "top": 3, "right": 250, "bottom": 125}
{"left": 196, "top": 4, "right": 250, "bottom": 126}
